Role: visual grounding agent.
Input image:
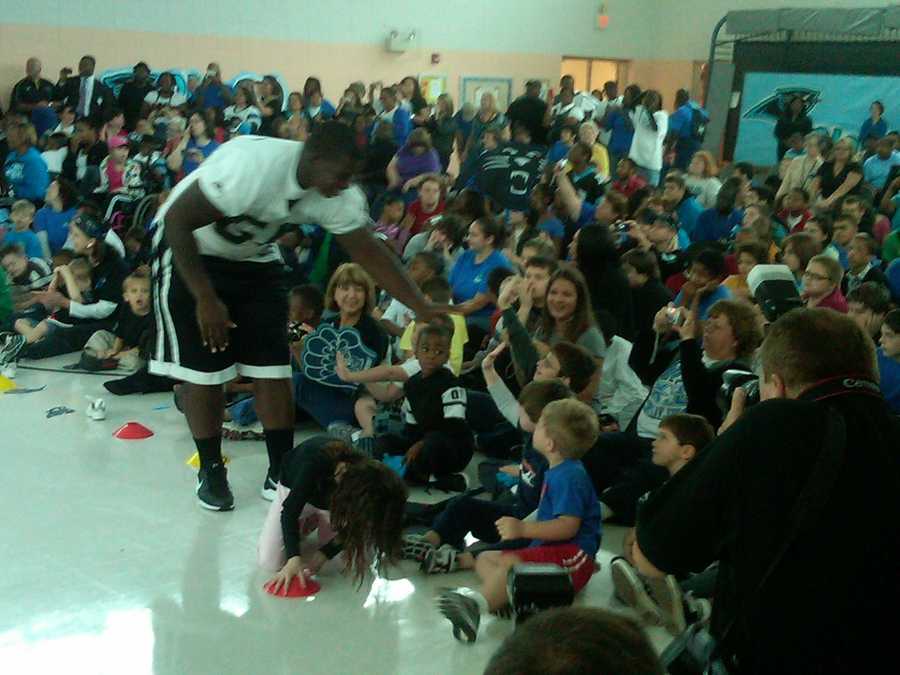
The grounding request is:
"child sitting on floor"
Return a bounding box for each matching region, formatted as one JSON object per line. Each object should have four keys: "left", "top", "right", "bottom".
{"left": 13, "top": 257, "right": 92, "bottom": 345}
{"left": 398, "top": 277, "right": 468, "bottom": 375}
{"left": 2, "top": 200, "right": 44, "bottom": 260}
{"left": 80, "top": 269, "right": 152, "bottom": 371}
{"left": 610, "top": 413, "right": 714, "bottom": 633}
{"left": 374, "top": 321, "right": 474, "bottom": 488}
{"left": 0, "top": 243, "right": 51, "bottom": 290}
{"left": 260, "top": 437, "right": 408, "bottom": 593}
{"left": 401, "top": 376, "right": 574, "bottom": 573}
{"left": 436, "top": 398, "right": 601, "bottom": 642}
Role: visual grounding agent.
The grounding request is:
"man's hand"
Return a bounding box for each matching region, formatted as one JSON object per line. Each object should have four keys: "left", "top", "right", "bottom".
{"left": 496, "top": 516, "right": 525, "bottom": 540}
{"left": 195, "top": 294, "right": 235, "bottom": 353}
{"left": 404, "top": 441, "right": 425, "bottom": 466}
{"left": 718, "top": 386, "right": 747, "bottom": 434}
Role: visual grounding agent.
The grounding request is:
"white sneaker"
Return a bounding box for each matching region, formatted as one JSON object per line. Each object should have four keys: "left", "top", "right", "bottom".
{"left": 87, "top": 398, "right": 107, "bottom": 421}
{"left": 2, "top": 363, "right": 16, "bottom": 379}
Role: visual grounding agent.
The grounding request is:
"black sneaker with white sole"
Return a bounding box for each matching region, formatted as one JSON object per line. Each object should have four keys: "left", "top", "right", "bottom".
{"left": 437, "top": 590, "right": 481, "bottom": 643}
{"left": 197, "top": 462, "right": 234, "bottom": 511}
{"left": 0, "top": 334, "right": 26, "bottom": 367}
{"left": 261, "top": 474, "right": 278, "bottom": 502}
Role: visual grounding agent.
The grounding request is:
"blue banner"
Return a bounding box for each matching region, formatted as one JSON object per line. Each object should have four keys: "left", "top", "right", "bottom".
{"left": 734, "top": 71, "right": 899, "bottom": 166}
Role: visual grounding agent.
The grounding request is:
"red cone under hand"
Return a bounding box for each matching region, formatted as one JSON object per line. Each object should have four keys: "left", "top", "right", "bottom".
{"left": 113, "top": 422, "right": 155, "bottom": 440}
{"left": 264, "top": 575, "right": 321, "bottom": 598}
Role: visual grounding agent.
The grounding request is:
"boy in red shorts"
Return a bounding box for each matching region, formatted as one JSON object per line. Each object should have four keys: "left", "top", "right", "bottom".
{"left": 437, "top": 398, "right": 601, "bottom": 642}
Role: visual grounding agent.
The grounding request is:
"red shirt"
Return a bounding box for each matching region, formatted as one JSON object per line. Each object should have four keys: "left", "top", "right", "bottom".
{"left": 811, "top": 287, "right": 849, "bottom": 313}
{"left": 612, "top": 174, "right": 648, "bottom": 198}
{"left": 778, "top": 207, "right": 812, "bottom": 233}
{"left": 407, "top": 199, "right": 445, "bottom": 236}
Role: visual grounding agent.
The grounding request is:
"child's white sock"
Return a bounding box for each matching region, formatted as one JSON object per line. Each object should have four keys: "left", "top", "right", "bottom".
{"left": 454, "top": 587, "right": 488, "bottom": 614}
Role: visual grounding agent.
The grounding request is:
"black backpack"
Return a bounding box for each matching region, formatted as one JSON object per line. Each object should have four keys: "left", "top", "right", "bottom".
{"left": 689, "top": 106, "right": 708, "bottom": 142}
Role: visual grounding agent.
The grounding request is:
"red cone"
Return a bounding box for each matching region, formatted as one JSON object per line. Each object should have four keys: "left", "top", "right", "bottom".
{"left": 113, "top": 422, "right": 154, "bottom": 440}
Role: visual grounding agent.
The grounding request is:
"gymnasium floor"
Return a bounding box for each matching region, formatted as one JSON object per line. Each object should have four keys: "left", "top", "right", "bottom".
{"left": 0, "top": 356, "right": 670, "bottom": 675}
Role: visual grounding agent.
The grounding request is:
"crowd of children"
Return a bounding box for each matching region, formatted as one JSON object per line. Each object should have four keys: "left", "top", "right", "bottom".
{"left": 3, "top": 55, "right": 900, "bottom": 668}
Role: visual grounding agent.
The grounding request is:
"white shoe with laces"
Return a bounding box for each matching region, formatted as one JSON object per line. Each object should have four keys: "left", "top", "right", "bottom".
{"left": 87, "top": 398, "right": 107, "bottom": 421}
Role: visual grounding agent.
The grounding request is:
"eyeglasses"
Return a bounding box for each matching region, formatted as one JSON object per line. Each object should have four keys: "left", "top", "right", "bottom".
{"left": 802, "top": 271, "right": 830, "bottom": 282}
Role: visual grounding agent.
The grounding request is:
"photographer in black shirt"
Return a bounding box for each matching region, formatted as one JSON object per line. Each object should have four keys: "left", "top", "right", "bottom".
{"left": 633, "top": 308, "right": 900, "bottom": 674}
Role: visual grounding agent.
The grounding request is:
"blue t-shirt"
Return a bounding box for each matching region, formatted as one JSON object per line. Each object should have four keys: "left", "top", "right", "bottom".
{"left": 877, "top": 348, "right": 900, "bottom": 414}
{"left": 605, "top": 109, "right": 634, "bottom": 157}
{"left": 449, "top": 249, "right": 511, "bottom": 319}
{"left": 676, "top": 196, "right": 703, "bottom": 237}
{"left": 674, "top": 283, "right": 732, "bottom": 320}
{"left": 860, "top": 117, "right": 887, "bottom": 143}
{"left": 4, "top": 147, "right": 49, "bottom": 202}
{"left": 538, "top": 217, "right": 565, "bottom": 240}
{"left": 547, "top": 140, "right": 571, "bottom": 165}
{"left": 863, "top": 152, "right": 900, "bottom": 190}
{"left": 183, "top": 138, "right": 220, "bottom": 176}
{"left": 693, "top": 208, "right": 734, "bottom": 243}
{"left": 197, "top": 84, "right": 227, "bottom": 110}
{"left": 2, "top": 228, "right": 44, "bottom": 259}
{"left": 532, "top": 458, "right": 601, "bottom": 557}
{"left": 33, "top": 206, "right": 77, "bottom": 254}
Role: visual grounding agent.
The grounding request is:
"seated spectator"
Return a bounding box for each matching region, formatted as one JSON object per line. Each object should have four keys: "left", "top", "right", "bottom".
{"left": 373, "top": 195, "right": 408, "bottom": 254}
{"left": 483, "top": 606, "right": 663, "bottom": 675}
{"left": 863, "top": 136, "right": 899, "bottom": 192}
{"left": 373, "top": 321, "right": 472, "bottom": 485}
{"left": 166, "top": 112, "right": 219, "bottom": 180}
{"left": 223, "top": 86, "right": 262, "bottom": 136}
{"left": 401, "top": 174, "right": 445, "bottom": 236}
{"left": 546, "top": 124, "right": 577, "bottom": 165}
{"left": 122, "top": 225, "right": 149, "bottom": 271}
{"left": 661, "top": 172, "right": 702, "bottom": 239}
{"left": 528, "top": 182, "right": 565, "bottom": 254}
{"left": 776, "top": 132, "right": 826, "bottom": 202}
{"left": 847, "top": 282, "right": 891, "bottom": 342}
{"left": 781, "top": 231, "right": 820, "bottom": 291}
{"left": 778, "top": 186, "right": 813, "bottom": 233}
{"left": 577, "top": 120, "right": 611, "bottom": 178}
{"left": 804, "top": 214, "right": 842, "bottom": 260}
{"left": 45, "top": 105, "right": 76, "bottom": 139}
{"left": 255, "top": 75, "right": 284, "bottom": 135}
{"left": 0, "top": 243, "right": 51, "bottom": 289}
{"left": 295, "top": 263, "right": 389, "bottom": 428}
{"left": 639, "top": 211, "right": 689, "bottom": 288}
{"left": 387, "top": 128, "right": 441, "bottom": 193}
{"left": 99, "top": 108, "right": 128, "bottom": 145}
{"left": 571, "top": 224, "right": 635, "bottom": 339}
{"left": 449, "top": 217, "right": 512, "bottom": 336}
{"left": 94, "top": 136, "right": 144, "bottom": 221}
{"left": 1, "top": 200, "right": 43, "bottom": 259}
{"left": 436, "top": 398, "right": 600, "bottom": 643}
{"left": 831, "top": 213, "right": 858, "bottom": 269}
{"left": 674, "top": 248, "right": 731, "bottom": 320}
{"left": 404, "top": 376, "right": 572, "bottom": 570}
{"left": 33, "top": 178, "right": 79, "bottom": 255}
{"left": 302, "top": 82, "right": 336, "bottom": 128}
{"left": 723, "top": 240, "right": 768, "bottom": 300}
{"left": 811, "top": 137, "right": 863, "bottom": 210}
{"left": 878, "top": 308, "right": 900, "bottom": 413}
{"left": 81, "top": 269, "right": 152, "bottom": 371}
{"left": 193, "top": 63, "right": 233, "bottom": 112}
{"left": 372, "top": 86, "right": 412, "bottom": 146}
{"left": 555, "top": 171, "right": 629, "bottom": 231}
{"left": 141, "top": 72, "right": 187, "bottom": 121}
{"left": 685, "top": 150, "right": 722, "bottom": 209}
{"left": 564, "top": 141, "right": 606, "bottom": 206}
{"left": 843, "top": 233, "right": 887, "bottom": 294}
{"left": 621, "top": 248, "right": 673, "bottom": 384}
{"left": 61, "top": 116, "right": 107, "bottom": 195}
{"left": 802, "top": 254, "right": 848, "bottom": 313}
{"left": 860, "top": 100, "right": 888, "bottom": 149}
{"left": 692, "top": 176, "right": 741, "bottom": 243}
{"left": 3, "top": 119, "right": 49, "bottom": 202}
{"left": 402, "top": 212, "right": 466, "bottom": 272}
{"left": 611, "top": 157, "right": 648, "bottom": 198}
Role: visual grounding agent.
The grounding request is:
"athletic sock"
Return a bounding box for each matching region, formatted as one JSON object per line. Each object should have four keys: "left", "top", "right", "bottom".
{"left": 194, "top": 436, "right": 223, "bottom": 470}
{"left": 263, "top": 428, "right": 293, "bottom": 480}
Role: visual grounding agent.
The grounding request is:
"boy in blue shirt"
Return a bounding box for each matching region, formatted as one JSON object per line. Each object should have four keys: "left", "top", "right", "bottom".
{"left": 2, "top": 200, "right": 44, "bottom": 260}
{"left": 863, "top": 137, "right": 900, "bottom": 191}
{"left": 877, "top": 309, "right": 900, "bottom": 414}
{"left": 437, "top": 398, "right": 600, "bottom": 643}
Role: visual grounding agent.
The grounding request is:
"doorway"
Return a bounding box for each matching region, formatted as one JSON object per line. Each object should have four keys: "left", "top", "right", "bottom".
{"left": 560, "top": 57, "right": 630, "bottom": 94}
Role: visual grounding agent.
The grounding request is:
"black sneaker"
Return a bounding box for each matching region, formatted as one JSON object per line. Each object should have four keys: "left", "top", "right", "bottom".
{"left": 437, "top": 590, "right": 481, "bottom": 643}
{"left": 261, "top": 474, "right": 278, "bottom": 502}
{"left": 197, "top": 462, "right": 234, "bottom": 511}
{"left": 0, "top": 334, "right": 26, "bottom": 367}
{"left": 421, "top": 544, "right": 460, "bottom": 574}
{"left": 401, "top": 533, "right": 436, "bottom": 562}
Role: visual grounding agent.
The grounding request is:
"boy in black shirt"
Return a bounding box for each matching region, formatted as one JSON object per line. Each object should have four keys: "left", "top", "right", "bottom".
{"left": 0, "top": 244, "right": 52, "bottom": 290}
{"left": 82, "top": 270, "right": 152, "bottom": 370}
{"left": 375, "top": 322, "right": 473, "bottom": 485}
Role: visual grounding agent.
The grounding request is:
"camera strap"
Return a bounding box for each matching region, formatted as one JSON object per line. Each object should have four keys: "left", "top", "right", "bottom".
{"left": 799, "top": 375, "right": 882, "bottom": 404}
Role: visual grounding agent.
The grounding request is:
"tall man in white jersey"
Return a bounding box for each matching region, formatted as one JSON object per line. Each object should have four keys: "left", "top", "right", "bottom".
{"left": 151, "top": 122, "right": 439, "bottom": 510}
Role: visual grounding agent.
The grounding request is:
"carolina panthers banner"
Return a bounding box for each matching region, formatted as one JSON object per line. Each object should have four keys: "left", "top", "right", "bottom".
{"left": 735, "top": 71, "right": 900, "bottom": 166}
{"left": 300, "top": 324, "right": 378, "bottom": 391}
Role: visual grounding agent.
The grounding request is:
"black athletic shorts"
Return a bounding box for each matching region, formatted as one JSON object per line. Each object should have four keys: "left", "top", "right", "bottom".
{"left": 149, "top": 252, "right": 290, "bottom": 385}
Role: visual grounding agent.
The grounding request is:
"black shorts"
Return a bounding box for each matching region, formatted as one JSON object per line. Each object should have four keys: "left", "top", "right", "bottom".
{"left": 149, "top": 252, "right": 290, "bottom": 385}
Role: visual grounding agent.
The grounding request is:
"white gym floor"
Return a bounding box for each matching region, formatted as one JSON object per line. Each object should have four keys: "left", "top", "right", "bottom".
{"left": 0, "top": 356, "right": 671, "bottom": 675}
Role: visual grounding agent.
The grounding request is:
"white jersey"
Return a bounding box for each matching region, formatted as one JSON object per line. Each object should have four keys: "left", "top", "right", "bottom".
{"left": 153, "top": 136, "right": 368, "bottom": 263}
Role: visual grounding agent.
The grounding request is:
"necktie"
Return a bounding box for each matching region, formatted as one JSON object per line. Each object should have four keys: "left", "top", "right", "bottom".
{"left": 79, "top": 78, "right": 89, "bottom": 117}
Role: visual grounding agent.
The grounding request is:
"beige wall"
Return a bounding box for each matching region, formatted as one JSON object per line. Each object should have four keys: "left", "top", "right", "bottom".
{"left": 1, "top": 23, "right": 699, "bottom": 116}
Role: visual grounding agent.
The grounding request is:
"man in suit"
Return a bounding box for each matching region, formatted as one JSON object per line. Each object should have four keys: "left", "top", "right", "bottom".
{"left": 58, "top": 55, "right": 112, "bottom": 121}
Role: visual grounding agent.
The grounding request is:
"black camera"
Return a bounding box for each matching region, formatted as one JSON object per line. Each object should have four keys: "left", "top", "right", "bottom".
{"left": 717, "top": 369, "right": 760, "bottom": 416}
{"left": 747, "top": 264, "right": 803, "bottom": 323}
{"left": 507, "top": 563, "right": 574, "bottom": 626}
